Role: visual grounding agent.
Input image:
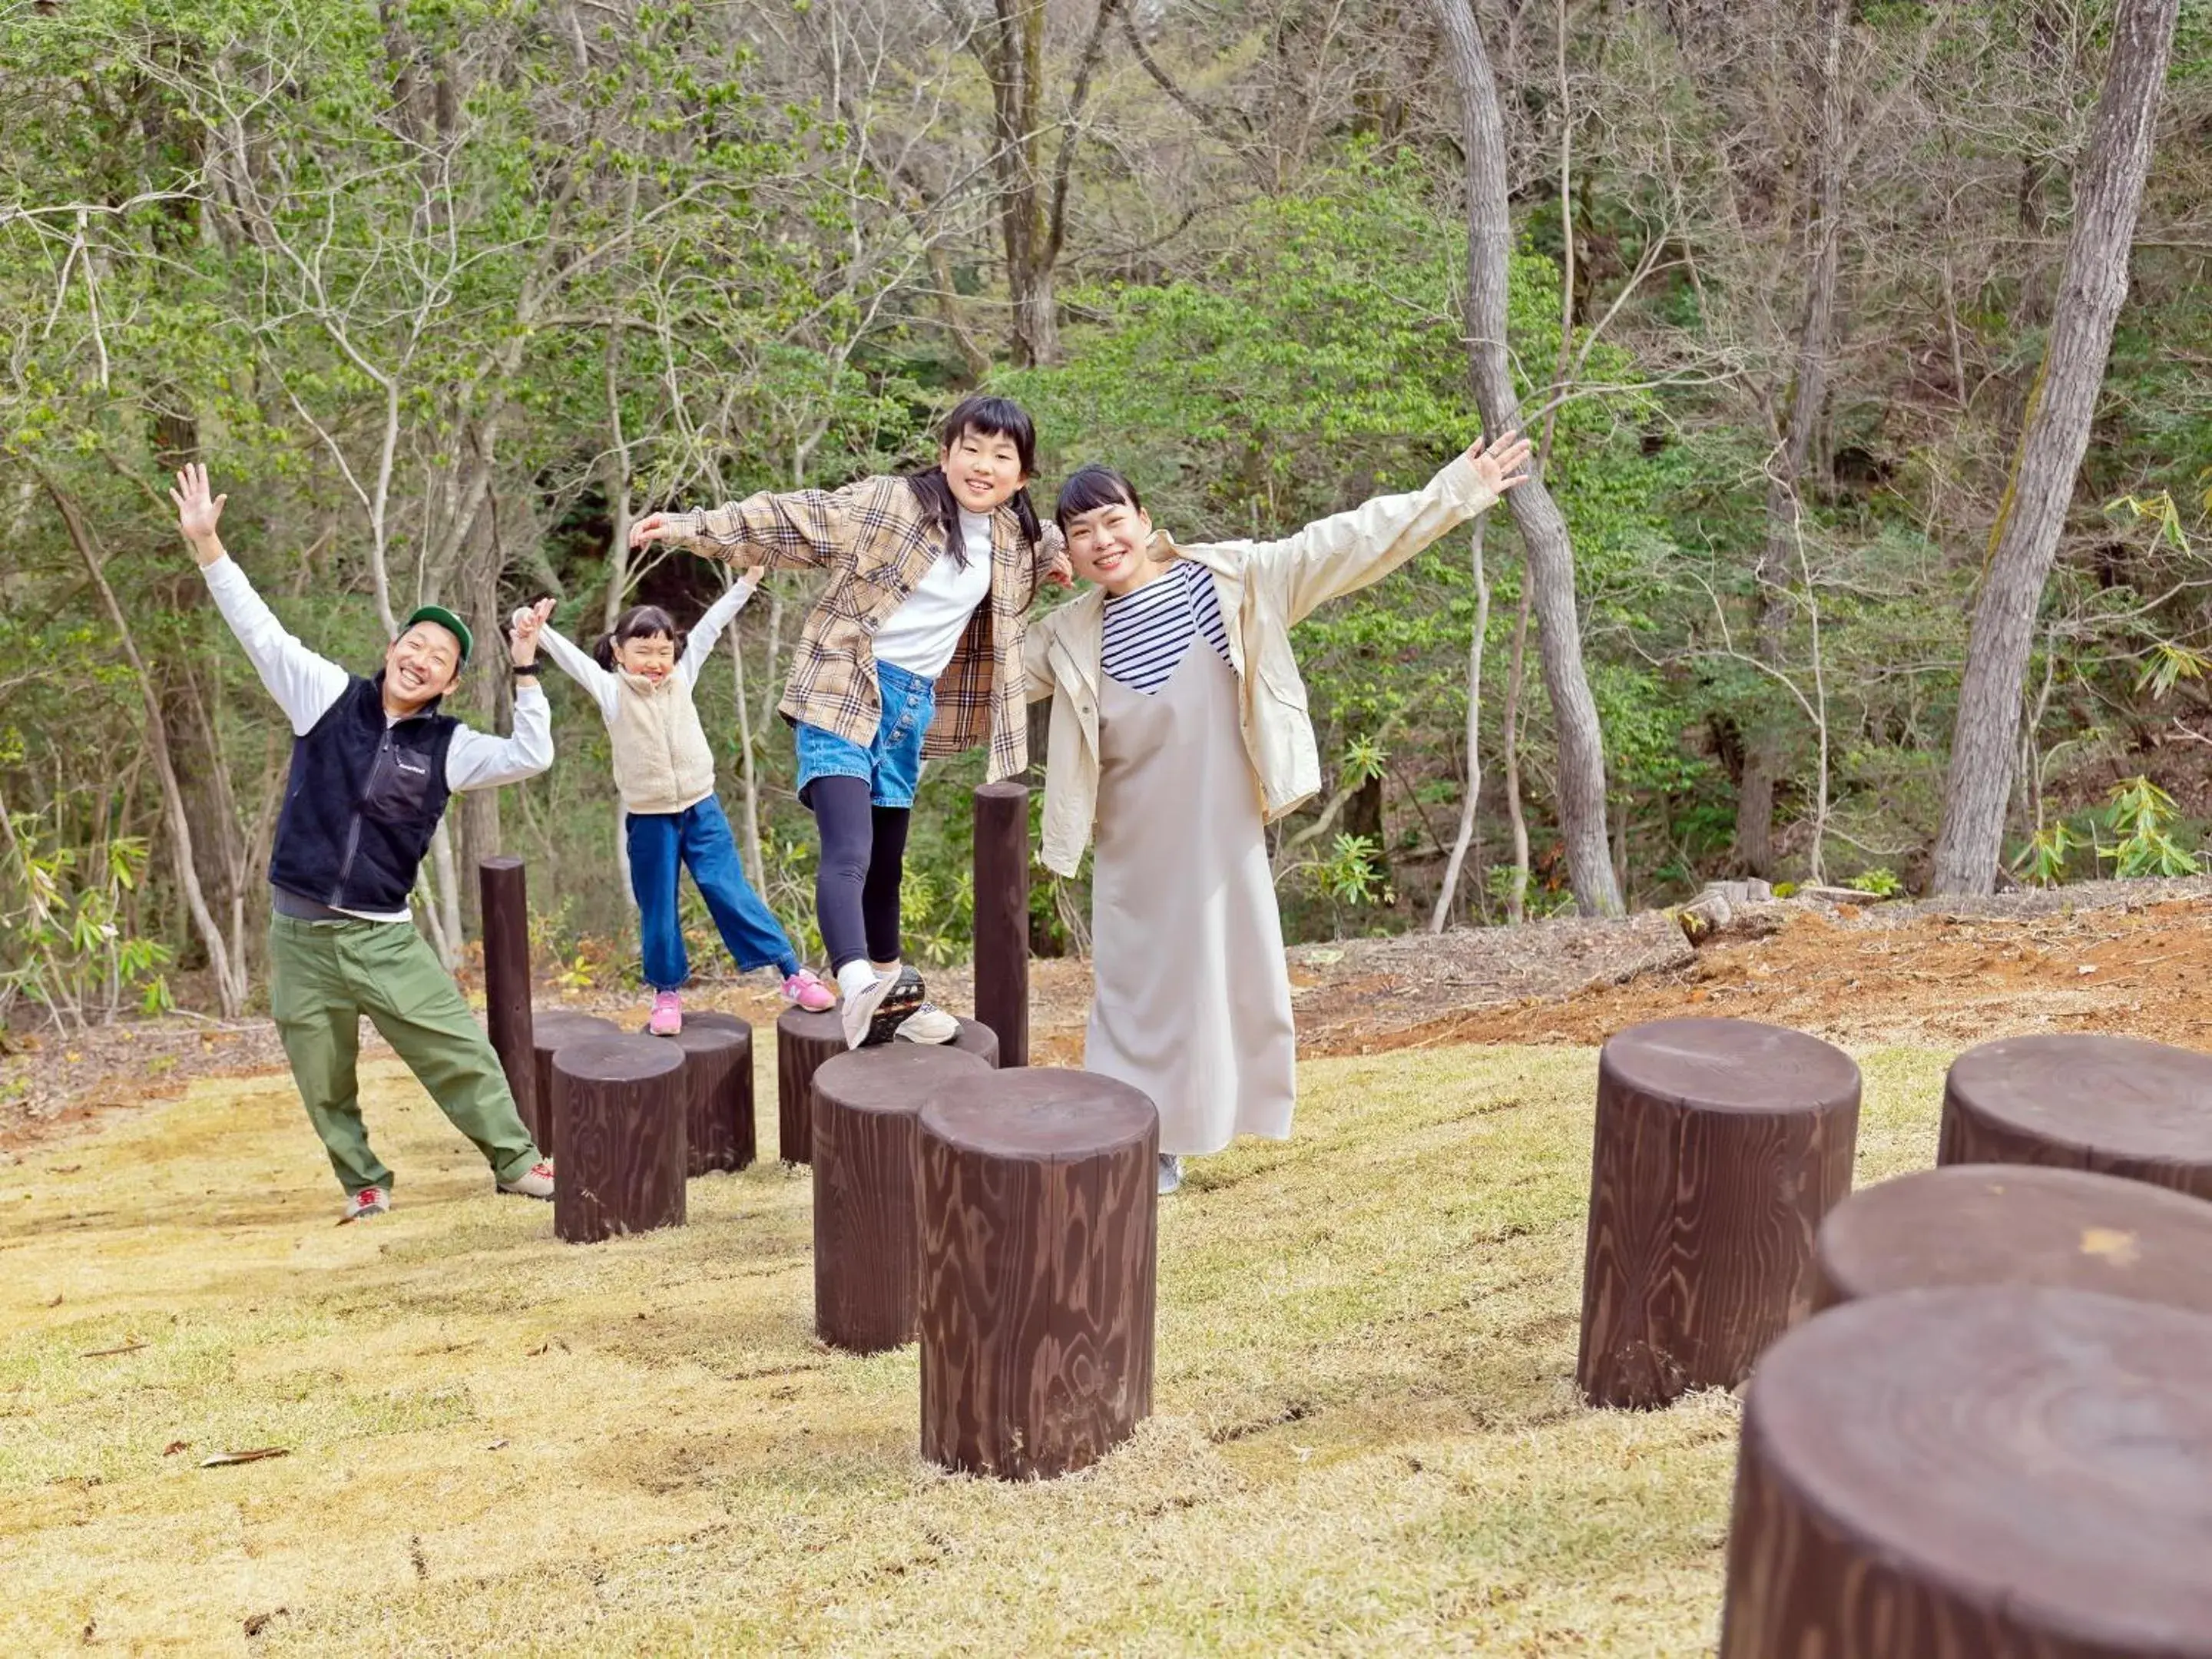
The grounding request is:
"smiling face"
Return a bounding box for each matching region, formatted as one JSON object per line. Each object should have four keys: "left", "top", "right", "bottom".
{"left": 384, "top": 622, "right": 462, "bottom": 710}
{"left": 939, "top": 424, "right": 1030, "bottom": 515}
{"left": 1062, "top": 498, "right": 1159, "bottom": 597}
{"left": 613, "top": 631, "right": 677, "bottom": 683}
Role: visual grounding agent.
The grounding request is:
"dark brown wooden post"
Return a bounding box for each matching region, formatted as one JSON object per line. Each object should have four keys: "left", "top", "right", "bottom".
{"left": 550, "top": 1035, "right": 687, "bottom": 1243}
{"left": 1576, "top": 1016, "right": 1860, "bottom": 1409}
{"left": 919, "top": 1068, "right": 1157, "bottom": 1479}
{"left": 1720, "top": 1286, "right": 2212, "bottom": 1657}
{"left": 478, "top": 856, "right": 535, "bottom": 1137}
{"left": 774, "top": 1007, "right": 841, "bottom": 1166}
{"left": 951, "top": 1015, "right": 1000, "bottom": 1069}
{"left": 665, "top": 1021, "right": 754, "bottom": 1176}
{"left": 812, "top": 1045, "right": 992, "bottom": 1353}
{"left": 973, "top": 781, "right": 1030, "bottom": 1068}
{"left": 527, "top": 1010, "right": 619, "bottom": 1157}
{"left": 1939, "top": 1033, "right": 2212, "bottom": 1200}
{"left": 1814, "top": 1164, "right": 2212, "bottom": 1316}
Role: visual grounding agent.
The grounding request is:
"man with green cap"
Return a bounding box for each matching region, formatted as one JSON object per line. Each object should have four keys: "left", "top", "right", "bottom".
{"left": 171, "top": 462, "right": 560, "bottom": 1224}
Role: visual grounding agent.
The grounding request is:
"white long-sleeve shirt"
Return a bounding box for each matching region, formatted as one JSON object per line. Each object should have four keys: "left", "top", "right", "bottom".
{"left": 202, "top": 555, "right": 555, "bottom": 921}
{"left": 534, "top": 576, "right": 756, "bottom": 726}
{"left": 870, "top": 509, "right": 994, "bottom": 677}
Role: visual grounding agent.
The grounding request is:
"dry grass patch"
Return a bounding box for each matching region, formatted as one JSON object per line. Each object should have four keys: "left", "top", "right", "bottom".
{"left": 1, "top": 1040, "right": 1950, "bottom": 1655}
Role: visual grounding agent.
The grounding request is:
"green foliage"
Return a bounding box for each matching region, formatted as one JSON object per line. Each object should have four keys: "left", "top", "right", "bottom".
{"left": 1847, "top": 867, "right": 1903, "bottom": 899}
{"left": 2101, "top": 778, "right": 2202, "bottom": 879}
{"left": 2016, "top": 822, "right": 2083, "bottom": 888}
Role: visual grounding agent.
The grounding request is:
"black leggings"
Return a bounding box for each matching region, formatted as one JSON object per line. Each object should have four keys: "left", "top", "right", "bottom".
{"left": 810, "top": 775, "right": 909, "bottom": 972}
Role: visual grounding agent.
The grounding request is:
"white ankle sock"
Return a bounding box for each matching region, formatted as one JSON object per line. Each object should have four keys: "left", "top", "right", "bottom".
{"left": 835, "top": 960, "right": 880, "bottom": 1002}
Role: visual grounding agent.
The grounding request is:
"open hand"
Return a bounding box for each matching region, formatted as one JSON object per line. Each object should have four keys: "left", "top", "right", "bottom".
{"left": 170, "top": 462, "right": 227, "bottom": 564}
{"left": 1469, "top": 430, "right": 1535, "bottom": 495}
{"left": 628, "top": 511, "right": 683, "bottom": 552}
{"left": 508, "top": 597, "right": 555, "bottom": 667}
{"left": 1040, "top": 523, "right": 1072, "bottom": 588}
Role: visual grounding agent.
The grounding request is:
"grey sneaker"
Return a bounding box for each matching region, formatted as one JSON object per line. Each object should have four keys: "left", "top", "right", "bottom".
{"left": 843, "top": 965, "right": 924, "bottom": 1050}
{"left": 894, "top": 1002, "right": 959, "bottom": 1045}
{"left": 339, "top": 1185, "right": 390, "bottom": 1224}
{"left": 497, "top": 1159, "right": 555, "bottom": 1200}
{"left": 1157, "top": 1155, "right": 1183, "bottom": 1196}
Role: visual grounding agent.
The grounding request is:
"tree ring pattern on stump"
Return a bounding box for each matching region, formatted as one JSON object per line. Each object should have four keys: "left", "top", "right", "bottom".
{"left": 527, "top": 1011, "right": 620, "bottom": 1157}
{"left": 1600, "top": 1015, "right": 1862, "bottom": 1115}
{"left": 1941, "top": 1034, "right": 2212, "bottom": 1200}
{"left": 1814, "top": 1164, "right": 2212, "bottom": 1316}
{"left": 1723, "top": 1286, "right": 2212, "bottom": 1656}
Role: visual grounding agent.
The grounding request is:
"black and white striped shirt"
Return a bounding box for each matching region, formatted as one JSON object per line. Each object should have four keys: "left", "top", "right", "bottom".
{"left": 1101, "top": 559, "right": 1233, "bottom": 695}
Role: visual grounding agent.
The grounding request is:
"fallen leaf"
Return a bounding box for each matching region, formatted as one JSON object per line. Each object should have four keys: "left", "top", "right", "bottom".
{"left": 2079, "top": 1226, "right": 2141, "bottom": 1265}
{"left": 243, "top": 1608, "right": 287, "bottom": 1637}
{"left": 2078, "top": 964, "right": 2098, "bottom": 976}
{"left": 485, "top": 1438, "right": 509, "bottom": 1452}
{"left": 44, "top": 1293, "right": 62, "bottom": 1308}
{"left": 162, "top": 1441, "right": 190, "bottom": 1457}
{"left": 80, "top": 1341, "right": 147, "bottom": 1359}
{"left": 200, "top": 1447, "right": 290, "bottom": 1469}
{"left": 47, "top": 1164, "right": 80, "bottom": 1174}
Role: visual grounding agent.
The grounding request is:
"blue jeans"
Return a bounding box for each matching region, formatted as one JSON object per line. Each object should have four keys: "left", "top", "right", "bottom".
{"left": 793, "top": 660, "right": 935, "bottom": 809}
{"left": 627, "top": 795, "right": 801, "bottom": 991}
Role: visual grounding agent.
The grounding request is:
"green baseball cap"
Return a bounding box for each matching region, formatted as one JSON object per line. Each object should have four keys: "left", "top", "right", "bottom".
{"left": 400, "top": 604, "right": 474, "bottom": 668}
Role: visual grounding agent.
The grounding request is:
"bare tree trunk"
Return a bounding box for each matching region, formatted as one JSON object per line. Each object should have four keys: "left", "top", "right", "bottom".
{"left": 1930, "top": 0, "right": 2179, "bottom": 896}
{"left": 1432, "top": 520, "right": 1491, "bottom": 932}
{"left": 729, "top": 584, "right": 765, "bottom": 891}
{"left": 1736, "top": 0, "right": 1851, "bottom": 878}
{"left": 983, "top": 0, "right": 1058, "bottom": 367}
{"left": 47, "top": 481, "right": 246, "bottom": 1017}
{"left": 1427, "top": 0, "right": 1621, "bottom": 916}
{"left": 1502, "top": 582, "right": 1534, "bottom": 924}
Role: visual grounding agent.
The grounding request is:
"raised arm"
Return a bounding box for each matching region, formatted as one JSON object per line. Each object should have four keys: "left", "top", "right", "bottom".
{"left": 628, "top": 478, "right": 867, "bottom": 571}
{"left": 529, "top": 613, "right": 621, "bottom": 724}
{"left": 1239, "top": 432, "right": 1532, "bottom": 624}
{"left": 677, "top": 574, "right": 757, "bottom": 685}
{"left": 173, "top": 464, "right": 348, "bottom": 736}
{"left": 447, "top": 602, "right": 555, "bottom": 791}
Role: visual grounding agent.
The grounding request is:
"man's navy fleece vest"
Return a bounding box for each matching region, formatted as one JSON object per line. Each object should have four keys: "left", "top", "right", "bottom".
{"left": 269, "top": 674, "right": 459, "bottom": 915}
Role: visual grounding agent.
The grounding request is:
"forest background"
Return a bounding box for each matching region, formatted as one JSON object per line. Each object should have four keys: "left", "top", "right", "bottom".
{"left": 2, "top": 0, "right": 2207, "bottom": 1025}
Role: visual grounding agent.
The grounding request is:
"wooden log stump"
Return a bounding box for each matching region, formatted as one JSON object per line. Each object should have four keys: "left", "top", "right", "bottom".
{"left": 1939, "top": 1033, "right": 2212, "bottom": 1201}
{"left": 1720, "top": 1286, "right": 2212, "bottom": 1657}
{"left": 775, "top": 1007, "right": 841, "bottom": 1167}
{"left": 811, "top": 1045, "right": 992, "bottom": 1353}
{"left": 665, "top": 1022, "right": 755, "bottom": 1176}
{"left": 550, "top": 1035, "right": 687, "bottom": 1243}
{"left": 919, "top": 1068, "right": 1157, "bottom": 1480}
{"left": 1814, "top": 1164, "right": 2212, "bottom": 1316}
{"left": 478, "top": 856, "right": 536, "bottom": 1137}
{"left": 527, "top": 1011, "right": 619, "bottom": 1157}
{"left": 1576, "top": 1016, "right": 1860, "bottom": 1409}
{"left": 973, "top": 782, "right": 1031, "bottom": 1068}
{"left": 950, "top": 1016, "right": 1000, "bottom": 1069}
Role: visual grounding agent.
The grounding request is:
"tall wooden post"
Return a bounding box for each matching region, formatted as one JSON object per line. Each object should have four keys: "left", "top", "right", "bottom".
{"left": 478, "top": 856, "right": 535, "bottom": 1134}
{"left": 973, "top": 781, "right": 1031, "bottom": 1068}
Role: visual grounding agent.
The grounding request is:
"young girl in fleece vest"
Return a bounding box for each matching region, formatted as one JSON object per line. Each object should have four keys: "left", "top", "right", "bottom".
{"left": 531, "top": 580, "right": 834, "bottom": 1034}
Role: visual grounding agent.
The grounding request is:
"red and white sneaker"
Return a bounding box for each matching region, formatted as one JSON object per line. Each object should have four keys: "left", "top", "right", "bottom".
{"left": 782, "top": 968, "right": 836, "bottom": 1013}
{"left": 498, "top": 1160, "right": 555, "bottom": 1200}
{"left": 647, "top": 990, "right": 683, "bottom": 1036}
{"left": 339, "top": 1186, "right": 390, "bottom": 1224}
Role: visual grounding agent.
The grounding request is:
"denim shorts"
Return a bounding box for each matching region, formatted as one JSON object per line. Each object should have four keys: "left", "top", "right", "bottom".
{"left": 795, "top": 659, "right": 936, "bottom": 810}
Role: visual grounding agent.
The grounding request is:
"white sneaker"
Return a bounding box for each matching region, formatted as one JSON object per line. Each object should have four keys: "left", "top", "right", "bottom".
{"left": 894, "top": 1002, "right": 959, "bottom": 1045}
{"left": 840, "top": 966, "right": 923, "bottom": 1050}
{"left": 497, "top": 1159, "right": 555, "bottom": 1200}
{"left": 1157, "top": 1154, "right": 1183, "bottom": 1196}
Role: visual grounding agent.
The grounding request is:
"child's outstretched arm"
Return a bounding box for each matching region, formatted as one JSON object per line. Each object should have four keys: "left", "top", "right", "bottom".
{"left": 527, "top": 608, "right": 621, "bottom": 725}
{"left": 677, "top": 572, "right": 759, "bottom": 687}
{"left": 172, "top": 463, "right": 349, "bottom": 737}
{"left": 1250, "top": 431, "right": 1534, "bottom": 625}
{"left": 628, "top": 482, "right": 860, "bottom": 571}
{"left": 445, "top": 601, "right": 555, "bottom": 791}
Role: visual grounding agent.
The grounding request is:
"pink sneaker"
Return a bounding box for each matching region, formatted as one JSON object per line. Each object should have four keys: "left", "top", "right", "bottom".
{"left": 782, "top": 968, "right": 836, "bottom": 1012}
{"left": 647, "top": 990, "right": 683, "bottom": 1035}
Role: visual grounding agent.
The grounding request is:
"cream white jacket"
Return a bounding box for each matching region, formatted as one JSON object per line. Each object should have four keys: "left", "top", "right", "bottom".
{"left": 1022, "top": 453, "right": 1499, "bottom": 878}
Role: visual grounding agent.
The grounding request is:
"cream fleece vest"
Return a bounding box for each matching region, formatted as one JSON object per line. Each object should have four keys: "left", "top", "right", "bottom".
{"left": 610, "top": 671, "right": 717, "bottom": 815}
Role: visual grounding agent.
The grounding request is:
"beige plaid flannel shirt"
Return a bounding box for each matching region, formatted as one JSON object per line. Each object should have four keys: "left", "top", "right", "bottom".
{"left": 667, "top": 474, "right": 1053, "bottom": 781}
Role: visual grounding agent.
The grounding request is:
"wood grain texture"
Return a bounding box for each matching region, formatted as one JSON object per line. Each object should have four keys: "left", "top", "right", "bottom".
{"left": 774, "top": 1007, "right": 843, "bottom": 1166}
{"left": 527, "top": 1011, "right": 620, "bottom": 1158}
{"left": 1720, "top": 1286, "right": 2212, "bottom": 1658}
{"left": 550, "top": 1035, "right": 687, "bottom": 1244}
{"left": 1939, "top": 1033, "right": 2212, "bottom": 1200}
{"left": 972, "top": 781, "right": 1031, "bottom": 1068}
{"left": 664, "top": 1021, "right": 754, "bottom": 1176}
{"left": 1813, "top": 1164, "right": 2212, "bottom": 1314}
{"left": 811, "top": 1045, "right": 992, "bottom": 1353}
{"left": 918, "top": 1068, "right": 1157, "bottom": 1480}
{"left": 478, "top": 857, "right": 536, "bottom": 1142}
{"left": 1575, "top": 1017, "right": 1860, "bottom": 1409}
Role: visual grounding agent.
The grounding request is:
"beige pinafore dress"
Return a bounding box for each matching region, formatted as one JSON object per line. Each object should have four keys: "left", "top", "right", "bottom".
{"left": 1087, "top": 577, "right": 1297, "bottom": 1157}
